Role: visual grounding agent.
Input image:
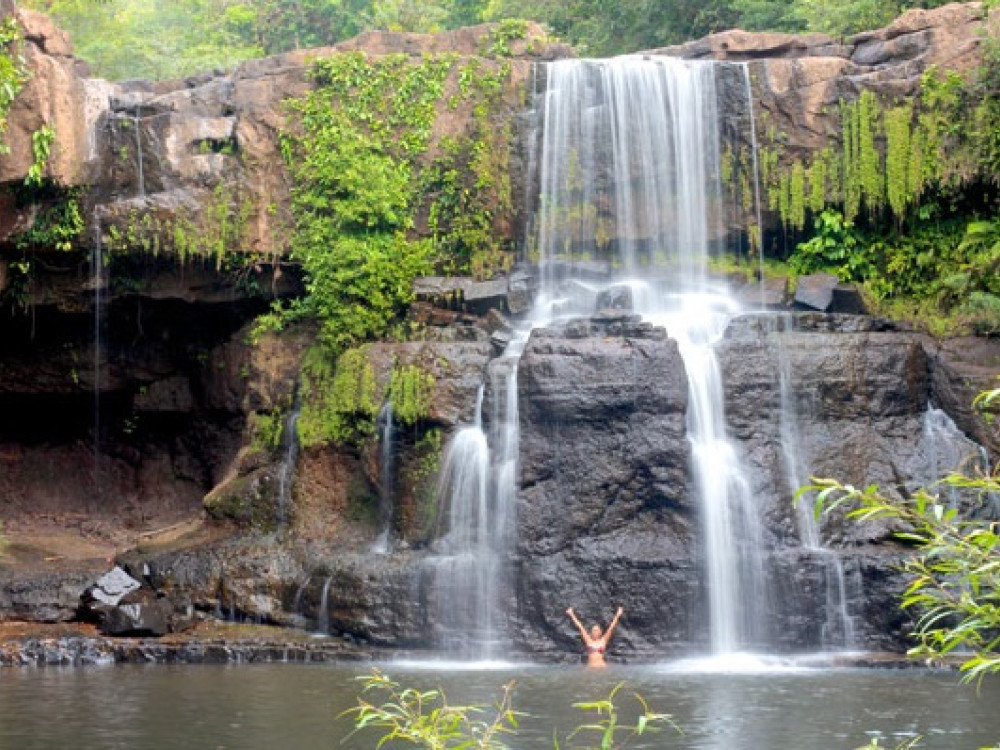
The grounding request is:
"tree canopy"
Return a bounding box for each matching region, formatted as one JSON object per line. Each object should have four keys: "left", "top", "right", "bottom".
{"left": 18, "top": 0, "right": 968, "bottom": 80}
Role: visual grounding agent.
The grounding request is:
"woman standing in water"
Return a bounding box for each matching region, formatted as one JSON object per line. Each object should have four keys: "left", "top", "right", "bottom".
{"left": 565, "top": 606, "right": 624, "bottom": 667}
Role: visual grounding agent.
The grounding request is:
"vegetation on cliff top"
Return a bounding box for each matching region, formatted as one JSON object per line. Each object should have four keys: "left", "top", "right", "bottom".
{"left": 761, "top": 39, "right": 1000, "bottom": 336}
{"left": 21, "top": 0, "right": 988, "bottom": 80}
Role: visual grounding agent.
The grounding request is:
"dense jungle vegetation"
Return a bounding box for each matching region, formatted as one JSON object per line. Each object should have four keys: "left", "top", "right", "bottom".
{"left": 19, "top": 0, "right": 982, "bottom": 80}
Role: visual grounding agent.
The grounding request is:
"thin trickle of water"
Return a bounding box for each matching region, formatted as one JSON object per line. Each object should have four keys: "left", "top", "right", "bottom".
{"left": 275, "top": 395, "right": 302, "bottom": 526}
{"left": 316, "top": 576, "right": 333, "bottom": 635}
{"left": 372, "top": 402, "right": 395, "bottom": 555}
{"left": 91, "top": 218, "right": 104, "bottom": 505}
{"left": 920, "top": 407, "right": 996, "bottom": 514}
{"left": 922, "top": 408, "right": 976, "bottom": 494}
{"left": 740, "top": 63, "right": 766, "bottom": 306}
{"left": 134, "top": 104, "right": 145, "bottom": 198}
{"left": 292, "top": 575, "right": 311, "bottom": 617}
{"left": 770, "top": 314, "right": 856, "bottom": 649}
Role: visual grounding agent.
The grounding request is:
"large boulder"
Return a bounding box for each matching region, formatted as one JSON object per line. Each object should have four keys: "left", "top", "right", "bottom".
{"left": 514, "top": 316, "right": 694, "bottom": 656}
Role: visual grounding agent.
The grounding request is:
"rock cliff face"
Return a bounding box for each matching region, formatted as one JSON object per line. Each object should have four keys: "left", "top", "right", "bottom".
{"left": 660, "top": 3, "right": 995, "bottom": 157}
{"left": 1, "top": 3, "right": 999, "bottom": 660}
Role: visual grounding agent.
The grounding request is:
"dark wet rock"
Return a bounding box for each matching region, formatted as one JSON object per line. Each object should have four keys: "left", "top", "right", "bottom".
{"left": 462, "top": 278, "right": 509, "bottom": 315}
{"left": 80, "top": 566, "right": 189, "bottom": 637}
{"left": 793, "top": 272, "right": 840, "bottom": 311}
{"left": 832, "top": 284, "right": 867, "bottom": 314}
{"left": 98, "top": 590, "right": 174, "bottom": 637}
{"left": 596, "top": 284, "right": 635, "bottom": 313}
{"left": 737, "top": 276, "right": 790, "bottom": 308}
{"left": 0, "top": 569, "right": 95, "bottom": 623}
{"left": 514, "top": 321, "right": 692, "bottom": 655}
{"left": 507, "top": 269, "right": 536, "bottom": 315}
{"left": 926, "top": 335, "right": 1000, "bottom": 456}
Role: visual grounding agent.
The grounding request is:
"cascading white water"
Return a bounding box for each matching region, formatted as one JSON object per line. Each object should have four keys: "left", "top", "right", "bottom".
{"left": 533, "top": 57, "right": 723, "bottom": 292}
{"left": 772, "top": 315, "right": 857, "bottom": 649}
{"left": 372, "top": 401, "right": 395, "bottom": 555}
{"left": 316, "top": 575, "right": 333, "bottom": 635}
{"left": 429, "top": 387, "right": 500, "bottom": 655}
{"left": 532, "top": 56, "right": 764, "bottom": 654}
{"left": 275, "top": 394, "right": 301, "bottom": 527}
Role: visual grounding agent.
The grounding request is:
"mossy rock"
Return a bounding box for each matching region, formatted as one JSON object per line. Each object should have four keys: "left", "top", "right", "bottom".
{"left": 203, "top": 467, "right": 283, "bottom": 528}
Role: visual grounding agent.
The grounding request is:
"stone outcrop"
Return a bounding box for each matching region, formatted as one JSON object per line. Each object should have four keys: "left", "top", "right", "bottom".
{"left": 0, "top": 10, "right": 566, "bottom": 258}
{"left": 514, "top": 316, "right": 695, "bottom": 657}
{"left": 659, "top": 2, "right": 995, "bottom": 158}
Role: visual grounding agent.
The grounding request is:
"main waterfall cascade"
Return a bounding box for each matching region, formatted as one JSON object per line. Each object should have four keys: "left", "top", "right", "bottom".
{"left": 529, "top": 56, "right": 771, "bottom": 654}
{"left": 425, "top": 54, "right": 990, "bottom": 659}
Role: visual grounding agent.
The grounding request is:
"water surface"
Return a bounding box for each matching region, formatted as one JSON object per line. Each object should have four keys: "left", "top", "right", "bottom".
{"left": 1, "top": 662, "right": 996, "bottom": 749}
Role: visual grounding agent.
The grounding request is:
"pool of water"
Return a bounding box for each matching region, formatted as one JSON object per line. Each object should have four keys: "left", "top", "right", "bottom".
{"left": 0, "top": 660, "right": 997, "bottom": 749}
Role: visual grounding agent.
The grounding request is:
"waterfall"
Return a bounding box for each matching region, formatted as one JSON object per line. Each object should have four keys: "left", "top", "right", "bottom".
{"left": 531, "top": 56, "right": 765, "bottom": 654}
{"left": 316, "top": 576, "right": 333, "bottom": 635}
{"left": 134, "top": 104, "right": 145, "bottom": 198}
{"left": 741, "top": 63, "right": 766, "bottom": 303}
{"left": 91, "top": 218, "right": 104, "bottom": 505}
{"left": 533, "top": 57, "right": 723, "bottom": 293}
{"left": 372, "top": 401, "right": 395, "bottom": 555}
{"left": 429, "top": 385, "right": 512, "bottom": 657}
{"left": 772, "top": 314, "right": 857, "bottom": 649}
{"left": 275, "top": 394, "right": 301, "bottom": 527}
{"left": 920, "top": 407, "right": 993, "bottom": 511}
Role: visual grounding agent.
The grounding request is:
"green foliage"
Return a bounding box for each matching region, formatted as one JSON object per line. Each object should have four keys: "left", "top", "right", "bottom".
{"left": 22, "top": 0, "right": 264, "bottom": 80}
{"left": 0, "top": 16, "right": 30, "bottom": 155}
{"left": 481, "top": 18, "right": 530, "bottom": 57}
{"left": 807, "top": 386, "right": 1000, "bottom": 684}
{"left": 559, "top": 682, "right": 680, "bottom": 749}
{"left": 105, "top": 185, "right": 255, "bottom": 270}
{"left": 345, "top": 670, "right": 679, "bottom": 750}
{"left": 371, "top": 0, "right": 448, "bottom": 32}
{"left": 251, "top": 410, "right": 285, "bottom": 451}
{"left": 0, "top": 520, "right": 8, "bottom": 558}
{"left": 297, "top": 344, "right": 379, "bottom": 448}
{"left": 961, "top": 292, "right": 1000, "bottom": 337}
{"left": 791, "top": 0, "right": 900, "bottom": 36}
{"left": 776, "top": 58, "right": 1000, "bottom": 329}
{"left": 274, "top": 50, "right": 514, "bottom": 349}
{"left": 769, "top": 67, "right": 996, "bottom": 233}
{"left": 789, "top": 208, "right": 863, "bottom": 279}
{"left": 389, "top": 364, "right": 435, "bottom": 426}
{"left": 14, "top": 187, "right": 84, "bottom": 252}
{"left": 25, "top": 124, "right": 55, "bottom": 187}
{"left": 484, "top": 0, "right": 738, "bottom": 55}
{"left": 345, "top": 669, "right": 519, "bottom": 748}
{"left": 401, "top": 425, "right": 443, "bottom": 540}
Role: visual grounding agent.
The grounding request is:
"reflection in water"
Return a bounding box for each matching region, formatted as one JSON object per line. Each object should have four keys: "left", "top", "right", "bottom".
{"left": 0, "top": 664, "right": 998, "bottom": 749}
